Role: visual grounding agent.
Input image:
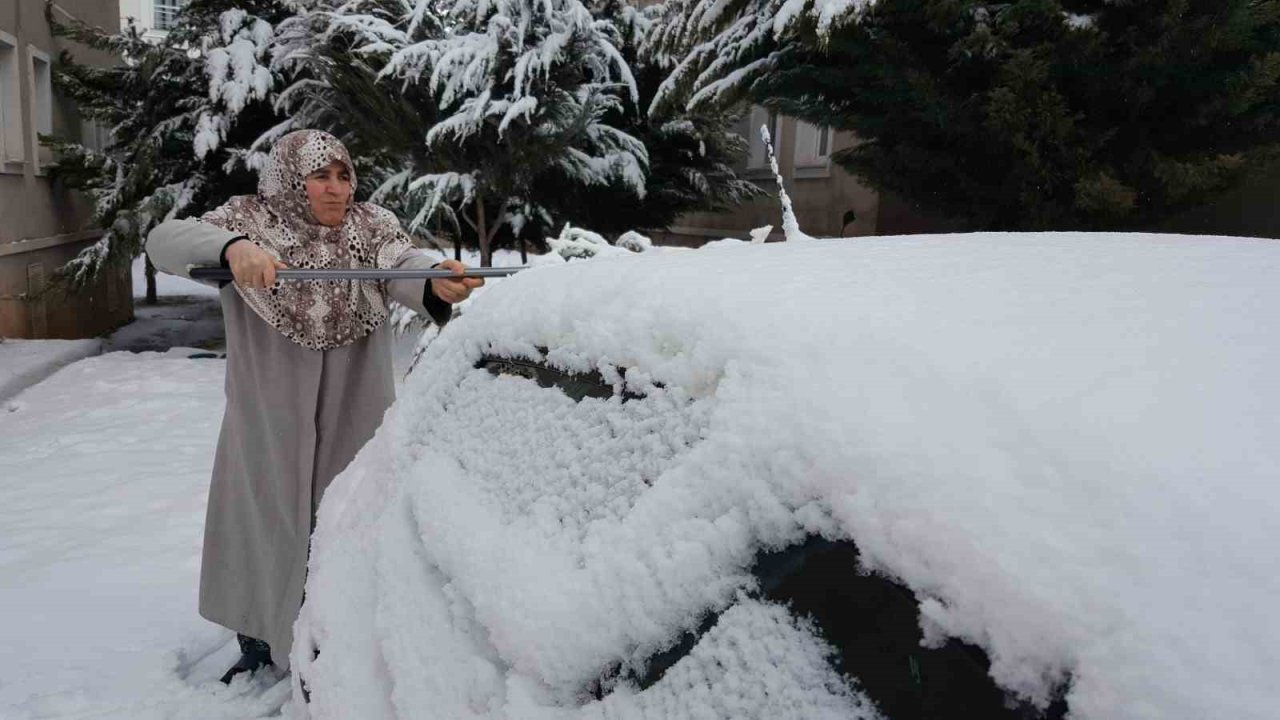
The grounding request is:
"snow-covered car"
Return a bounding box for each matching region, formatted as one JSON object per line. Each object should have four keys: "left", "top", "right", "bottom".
{"left": 290, "top": 233, "right": 1279, "bottom": 720}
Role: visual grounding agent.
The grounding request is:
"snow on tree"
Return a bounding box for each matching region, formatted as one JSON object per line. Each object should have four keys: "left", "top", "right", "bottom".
{"left": 47, "top": 0, "right": 291, "bottom": 301}
{"left": 644, "top": 0, "right": 875, "bottom": 116}
{"left": 533, "top": 0, "right": 759, "bottom": 236}
{"left": 304, "top": 0, "right": 650, "bottom": 266}
{"left": 277, "top": 0, "right": 756, "bottom": 264}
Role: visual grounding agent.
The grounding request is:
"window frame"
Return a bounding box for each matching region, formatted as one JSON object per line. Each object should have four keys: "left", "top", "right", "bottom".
{"left": 793, "top": 120, "right": 834, "bottom": 178}
{"left": 153, "top": 0, "right": 186, "bottom": 32}
{"left": 0, "top": 30, "right": 25, "bottom": 170}
{"left": 81, "top": 117, "right": 112, "bottom": 153}
{"left": 27, "top": 45, "right": 53, "bottom": 172}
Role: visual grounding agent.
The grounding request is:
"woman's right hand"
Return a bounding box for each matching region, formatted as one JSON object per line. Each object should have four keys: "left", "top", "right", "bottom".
{"left": 225, "top": 239, "right": 288, "bottom": 289}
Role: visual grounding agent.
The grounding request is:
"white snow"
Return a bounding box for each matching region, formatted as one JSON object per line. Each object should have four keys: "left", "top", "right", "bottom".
{"left": 761, "top": 124, "right": 811, "bottom": 241}
{"left": 6, "top": 232, "right": 1278, "bottom": 719}
{"left": 198, "top": 11, "right": 276, "bottom": 159}
{"left": 0, "top": 352, "right": 291, "bottom": 719}
{"left": 296, "top": 232, "right": 1280, "bottom": 720}
{"left": 132, "top": 255, "right": 223, "bottom": 298}
{"left": 0, "top": 338, "right": 102, "bottom": 403}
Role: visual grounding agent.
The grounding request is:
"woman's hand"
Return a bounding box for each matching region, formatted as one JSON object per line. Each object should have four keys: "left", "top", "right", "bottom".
{"left": 430, "top": 259, "right": 485, "bottom": 304}
{"left": 226, "top": 239, "right": 288, "bottom": 289}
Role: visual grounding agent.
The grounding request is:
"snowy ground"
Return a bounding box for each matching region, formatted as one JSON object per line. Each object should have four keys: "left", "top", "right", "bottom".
{"left": 0, "top": 339, "right": 103, "bottom": 403}
{"left": 2, "top": 261, "right": 248, "bottom": 718}
{"left": 0, "top": 254, "right": 458, "bottom": 718}
{"left": 0, "top": 351, "right": 293, "bottom": 719}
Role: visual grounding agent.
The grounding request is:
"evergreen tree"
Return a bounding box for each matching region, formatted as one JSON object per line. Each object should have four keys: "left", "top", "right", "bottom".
{"left": 650, "top": 0, "right": 1280, "bottom": 231}
{"left": 278, "top": 0, "right": 755, "bottom": 262}
{"left": 305, "top": 0, "right": 650, "bottom": 267}
{"left": 532, "top": 0, "right": 758, "bottom": 235}
{"left": 47, "top": 0, "right": 291, "bottom": 301}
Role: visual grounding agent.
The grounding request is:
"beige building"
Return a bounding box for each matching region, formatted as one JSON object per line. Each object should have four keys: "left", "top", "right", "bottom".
{"left": 1, "top": 0, "right": 131, "bottom": 339}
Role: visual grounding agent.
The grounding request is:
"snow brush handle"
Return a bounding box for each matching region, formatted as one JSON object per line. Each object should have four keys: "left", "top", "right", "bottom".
{"left": 188, "top": 266, "right": 527, "bottom": 281}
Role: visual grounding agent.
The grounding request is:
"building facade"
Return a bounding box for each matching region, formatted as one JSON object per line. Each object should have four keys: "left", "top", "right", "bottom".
{"left": 1, "top": 0, "right": 131, "bottom": 339}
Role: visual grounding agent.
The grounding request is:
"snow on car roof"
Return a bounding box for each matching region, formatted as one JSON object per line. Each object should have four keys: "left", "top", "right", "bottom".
{"left": 296, "top": 233, "right": 1280, "bottom": 720}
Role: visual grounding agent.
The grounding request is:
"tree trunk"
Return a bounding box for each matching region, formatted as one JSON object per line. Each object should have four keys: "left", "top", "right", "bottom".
{"left": 520, "top": 236, "right": 527, "bottom": 264}
{"left": 475, "top": 194, "right": 491, "bottom": 268}
{"left": 144, "top": 255, "right": 158, "bottom": 305}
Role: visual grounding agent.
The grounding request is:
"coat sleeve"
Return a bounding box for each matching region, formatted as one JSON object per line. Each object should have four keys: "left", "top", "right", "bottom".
{"left": 145, "top": 218, "right": 245, "bottom": 287}
{"left": 387, "top": 247, "right": 454, "bottom": 327}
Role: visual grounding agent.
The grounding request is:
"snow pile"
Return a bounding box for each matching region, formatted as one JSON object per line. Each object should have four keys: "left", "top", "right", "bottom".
{"left": 0, "top": 338, "right": 102, "bottom": 403}
{"left": 547, "top": 224, "right": 650, "bottom": 260}
{"left": 295, "top": 233, "right": 1280, "bottom": 720}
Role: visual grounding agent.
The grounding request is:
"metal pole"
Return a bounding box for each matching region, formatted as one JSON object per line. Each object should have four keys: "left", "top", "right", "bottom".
{"left": 189, "top": 266, "right": 527, "bottom": 282}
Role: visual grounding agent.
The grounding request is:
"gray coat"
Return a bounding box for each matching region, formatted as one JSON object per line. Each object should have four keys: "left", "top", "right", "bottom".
{"left": 146, "top": 219, "right": 450, "bottom": 669}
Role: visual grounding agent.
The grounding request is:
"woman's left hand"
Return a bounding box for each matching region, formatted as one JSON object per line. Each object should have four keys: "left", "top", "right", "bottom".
{"left": 430, "top": 259, "right": 485, "bottom": 304}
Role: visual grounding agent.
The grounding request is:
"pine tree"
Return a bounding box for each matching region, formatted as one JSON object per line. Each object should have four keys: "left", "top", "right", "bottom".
{"left": 47, "top": 0, "right": 291, "bottom": 301}
{"left": 649, "top": 0, "right": 1280, "bottom": 231}
{"left": 279, "top": 0, "right": 756, "bottom": 262}
{"left": 312, "top": 0, "right": 651, "bottom": 266}
{"left": 533, "top": 0, "right": 758, "bottom": 235}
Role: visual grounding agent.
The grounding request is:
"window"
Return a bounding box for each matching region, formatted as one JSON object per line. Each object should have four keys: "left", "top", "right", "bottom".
{"left": 82, "top": 118, "right": 113, "bottom": 152}
{"left": 794, "top": 121, "right": 833, "bottom": 166}
{"left": 745, "top": 105, "right": 779, "bottom": 171}
{"left": 28, "top": 46, "right": 53, "bottom": 169}
{"left": 154, "top": 0, "right": 187, "bottom": 31}
{"left": 0, "top": 31, "right": 23, "bottom": 165}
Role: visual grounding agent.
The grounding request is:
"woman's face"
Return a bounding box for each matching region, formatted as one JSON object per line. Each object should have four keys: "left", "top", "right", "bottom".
{"left": 305, "top": 161, "right": 353, "bottom": 226}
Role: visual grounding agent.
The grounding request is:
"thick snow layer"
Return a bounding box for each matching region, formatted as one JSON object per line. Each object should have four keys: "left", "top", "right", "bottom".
{"left": 0, "top": 352, "right": 291, "bottom": 719}
{"left": 296, "top": 232, "right": 1280, "bottom": 719}
{"left": 0, "top": 338, "right": 101, "bottom": 403}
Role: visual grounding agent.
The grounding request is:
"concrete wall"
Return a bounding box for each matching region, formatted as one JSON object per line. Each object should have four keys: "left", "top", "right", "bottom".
{"left": 0, "top": 0, "right": 131, "bottom": 339}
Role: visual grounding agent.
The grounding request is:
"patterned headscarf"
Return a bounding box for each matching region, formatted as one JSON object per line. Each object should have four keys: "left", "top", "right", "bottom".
{"left": 200, "top": 130, "right": 413, "bottom": 350}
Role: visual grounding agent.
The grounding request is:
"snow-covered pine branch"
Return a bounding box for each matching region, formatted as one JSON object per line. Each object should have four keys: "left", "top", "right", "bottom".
{"left": 644, "top": 0, "right": 874, "bottom": 115}
{"left": 327, "top": 0, "right": 649, "bottom": 263}
{"left": 197, "top": 9, "right": 280, "bottom": 159}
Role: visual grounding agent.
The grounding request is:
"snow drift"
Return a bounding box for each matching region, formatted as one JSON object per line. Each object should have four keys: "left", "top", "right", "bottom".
{"left": 293, "top": 233, "right": 1280, "bottom": 720}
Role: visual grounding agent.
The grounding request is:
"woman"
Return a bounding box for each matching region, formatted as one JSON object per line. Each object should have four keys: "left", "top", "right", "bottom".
{"left": 145, "top": 130, "right": 482, "bottom": 683}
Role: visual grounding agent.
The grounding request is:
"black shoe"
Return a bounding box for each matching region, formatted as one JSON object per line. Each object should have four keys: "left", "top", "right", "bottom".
{"left": 219, "top": 634, "right": 274, "bottom": 684}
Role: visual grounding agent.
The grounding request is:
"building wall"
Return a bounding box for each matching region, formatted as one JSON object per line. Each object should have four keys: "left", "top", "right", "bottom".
{"left": 0, "top": 0, "right": 131, "bottom": 338}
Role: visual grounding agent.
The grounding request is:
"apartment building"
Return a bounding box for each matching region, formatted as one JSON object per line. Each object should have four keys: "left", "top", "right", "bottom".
{"left": 0, "top": 0, "right": 130, "bottom": 339}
